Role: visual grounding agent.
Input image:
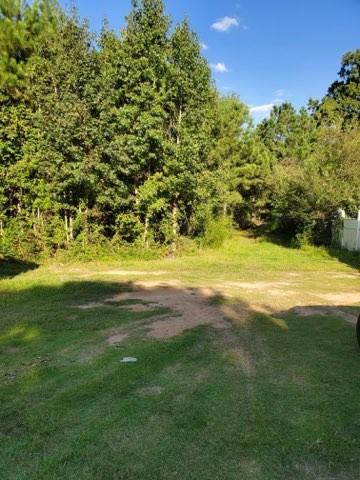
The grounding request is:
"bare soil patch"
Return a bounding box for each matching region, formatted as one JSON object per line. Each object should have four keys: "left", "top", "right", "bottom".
{"left": 100, "top": 270, "right": 168, "bottom": 277}
{"left": 294, "top": 306, "right": 357, "bottom": 324}
{"left": 328, "top": 272, "right": 360, "bottom": 279}
{"left": 107, "top": 333, "right": 128, "bottom": 345}
{"left": 221, "top": 281, "right": 295, "bottom": 291}
{"left": 76, "top": 302, "right": 105, "bottom": 310}
{"left": 316, "top": 293, "right": 360, "bottom": 305}
{"left": 110, "top": 282, "right": 229, "bottom": 340}
{"left": 75, "top": 277, "right": 359, "bottom": 343}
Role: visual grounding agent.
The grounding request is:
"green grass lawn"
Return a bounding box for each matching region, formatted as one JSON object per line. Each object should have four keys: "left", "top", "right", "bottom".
{"left": 1, "top": 234, "right": 359, "bottom": 479}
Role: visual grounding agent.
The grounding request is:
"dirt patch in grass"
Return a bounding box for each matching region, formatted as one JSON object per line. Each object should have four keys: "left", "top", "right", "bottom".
{"left": 213, "top": 319, "right": 233, "bottom": 329}
{"left": 117, "top": 303, "right": 154, "bottom": 313}
{"left": 107, "top": 333, "right": 128, "bottom": 345}
{"left": 75, "top": 298, "right": 156, "bottom": 312}
{"left": 221, "top": 281, "right": 296, "bottom": 291}
{"left": 76, "top": 301, "right": 105, "bottom": 310}
{"left": 222, "top": 303, "right": 251, "bottom": 326}
{"left": 74, "top": 276, "right": 359, "bottom": 343}
{"left": 100, "top": 270, "right": 168, "bottom": 277}
{"left": 328, "top": 272, "right": 360, "bottom": 279}
{"left": 110, "top": 282, "right": 231, "bottom": 340}
{"left": 294, "top": 306, "right": 358, "bottom": 324}
{"left": 293, "top": 306, "right": 329, "bottom": 317}
{"left": 316, "top": 293, "right": 360, "bottom": 305}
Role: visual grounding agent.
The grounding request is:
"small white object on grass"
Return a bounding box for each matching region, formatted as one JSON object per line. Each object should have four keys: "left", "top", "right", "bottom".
{"left": 120, "top": 357, "right": 138, "bottom": 363}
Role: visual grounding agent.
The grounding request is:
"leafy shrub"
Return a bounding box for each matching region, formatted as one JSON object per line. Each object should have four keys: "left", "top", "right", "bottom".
{"left": 200, "top": 217, "right": 233, "bottom": 248}
{"left": 115, "top": 214, "right": 144, "bottom": 244}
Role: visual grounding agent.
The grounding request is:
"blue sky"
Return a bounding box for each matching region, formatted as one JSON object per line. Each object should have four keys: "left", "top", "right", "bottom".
{"left": 60, "top": 0, "right": 360, "bottom": 121}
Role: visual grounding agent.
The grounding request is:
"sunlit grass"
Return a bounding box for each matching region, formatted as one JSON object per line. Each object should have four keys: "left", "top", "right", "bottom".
{"left": 0, "top": 232, "right": 359, "bottom": 479}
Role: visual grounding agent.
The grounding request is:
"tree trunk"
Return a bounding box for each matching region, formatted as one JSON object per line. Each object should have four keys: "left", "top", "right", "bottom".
{"left": 69, "top": 214, "right": 74, "bottom": 242}
{"left": 84, "top": 206, "right": 88, "bottom": 249}
{"left": 64, "top": 213, "right": 70, "bottom": 246}
{"left": 134, "top": 188, "right": 139, "bottom": 207}
{"left": 171, "top": 203, "right": 178, "bottom": 253}
{"left": 176, "top": 106, "right": 182, "bottom": 145}
{"left": 143, "top": 215, "right": 149, "bottom": 249}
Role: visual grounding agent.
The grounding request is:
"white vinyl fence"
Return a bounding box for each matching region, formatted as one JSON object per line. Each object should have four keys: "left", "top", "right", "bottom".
{"left": 337, "top": 210, "right": 360, "bottom": 252}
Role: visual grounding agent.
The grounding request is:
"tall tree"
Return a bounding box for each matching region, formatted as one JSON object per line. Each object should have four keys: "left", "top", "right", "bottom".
{"left": 0, "top": 0, "right": 59, "bottom": 251}
{"left": 116, "top": 0, "right": 170, "bottom": 243}
{"left": 310, "top": 49, "right": 360, "bottom": 125}
{"left": 208, "top": 95, "right": 249, "bottom": 216}
{"left": 257, "top": 102, "right": 317, "bottom": 165}
{"left": 25, "top": 12, "right": 99, "bottom": 248}
{"left": 0, "top": 0, "right": 59, "bottom": 101}
{"left": 164, "top": 19, "right": 214, "bottom": 245}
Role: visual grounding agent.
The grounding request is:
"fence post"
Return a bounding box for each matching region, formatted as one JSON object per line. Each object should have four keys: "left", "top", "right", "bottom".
{"left": 338, "top": 209, "right": 346, "bottom": 248}
{"left": 356, "top": 210, "right": 360, "bottom": 252}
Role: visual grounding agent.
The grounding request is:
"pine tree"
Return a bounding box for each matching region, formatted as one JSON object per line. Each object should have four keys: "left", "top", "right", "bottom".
{"left": 116, "top": 0, "right": 170, "bottom": 244}
{"left": 0, "top": 0, "right": 60, "bottom": 253}
{"left": 165, "top": 19, "right": 214, "bottom": 245}
{"left": 26, "top": 12, "right": 99, "bottom": 248}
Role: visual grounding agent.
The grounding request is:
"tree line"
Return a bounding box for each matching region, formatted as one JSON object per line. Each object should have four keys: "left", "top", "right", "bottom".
{"left": 0, "top": 0, "right": 359, "bottom": 258}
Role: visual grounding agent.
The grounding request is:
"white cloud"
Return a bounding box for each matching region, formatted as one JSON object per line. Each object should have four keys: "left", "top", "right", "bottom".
{"left": 211, "top": 62, "right": 229, "bottom": 73}
{"left": 275, "top": 89, "right": 285, "bottom": 98}
{"left": 201, "top": 42, "right": 208, "bottom": 51}
{"left": 249, "top": 103, "right": 275, "bottom": 114}
{"left": 249, "top": 92, "right": 288, "bottom": 122}
{"left": 211, "top": 16, "right": 239, "bottom": 32}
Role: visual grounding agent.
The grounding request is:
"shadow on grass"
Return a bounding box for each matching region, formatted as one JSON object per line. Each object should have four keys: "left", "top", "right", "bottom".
{"left": 0, "top": 279, "right": 359, "bottom": 479}
{"left": 326, "top": 247, "right": 360, "bottom": 271}
{"left": 249, "top": 226, "right": 360, "bottom": 270}
{"left": 248, "top": 226, "right": 297, "bottom": 249}
{"left": 0, "top": 256, "right": 39, "bottom": 279}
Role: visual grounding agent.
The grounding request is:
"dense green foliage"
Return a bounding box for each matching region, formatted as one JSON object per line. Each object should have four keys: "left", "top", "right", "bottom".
{"left": 0, "top": 0, "right": 359, "bottom": 257}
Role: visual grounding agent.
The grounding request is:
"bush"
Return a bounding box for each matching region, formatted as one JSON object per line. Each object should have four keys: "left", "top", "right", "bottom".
{"left": 200, "top": 217, "right": 233, "bottom": 248}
